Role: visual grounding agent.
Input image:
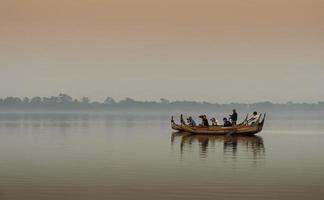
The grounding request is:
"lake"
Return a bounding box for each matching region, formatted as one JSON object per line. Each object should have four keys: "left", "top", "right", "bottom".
{"left": 0, "top": 111, "right": 323, "bottom": 200}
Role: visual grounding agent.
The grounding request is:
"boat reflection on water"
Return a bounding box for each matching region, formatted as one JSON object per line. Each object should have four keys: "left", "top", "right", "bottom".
{"left": 171, "top": 132, "right": 265, "bottom": 159}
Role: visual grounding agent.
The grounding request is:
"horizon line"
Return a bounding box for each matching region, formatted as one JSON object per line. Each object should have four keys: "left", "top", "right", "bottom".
{"left": 0, "top": 94, "right": 323, "bottom": 105}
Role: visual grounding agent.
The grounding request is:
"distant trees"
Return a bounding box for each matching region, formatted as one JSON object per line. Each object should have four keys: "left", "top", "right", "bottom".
{"left": 58, "top": 93, "right": 73, "bottom": 103}
{"left": 23, "top": 97, "right": 30, "bottom": 104}
{"left": 31, "top": 96, "right": 42, "bottom": 104}
{"left": 43, "top": 96, "right": 58, "bottom": 104}
{"left": 3, "top": 97, "right": 22, "bottom": 105}
{"left": 0, "top": 93, "right": 323, "bottom": 111}
{"left": 160, "top": 98, "right": 170, "bottom": 104}
{"left": 123, "top": 97, "right": 136, "bottom": 104}
{"left": 104, "top": 97, "right": 116, "bottom": 105}
{"left": 81, "top": 97, "right": 90, "bottom": 104}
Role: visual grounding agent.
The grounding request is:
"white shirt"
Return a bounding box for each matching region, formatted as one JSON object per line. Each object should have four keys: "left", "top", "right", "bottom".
{"left": 249, "top": 114, "right": 259, "bottom": 124}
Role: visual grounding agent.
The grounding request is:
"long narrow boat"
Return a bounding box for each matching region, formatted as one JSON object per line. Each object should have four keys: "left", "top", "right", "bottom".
{"left": 171, "top": 113, "right": 266, "bottom": 135}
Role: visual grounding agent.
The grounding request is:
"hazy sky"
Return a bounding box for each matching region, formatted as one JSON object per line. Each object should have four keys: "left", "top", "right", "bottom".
{"left": 1, "top": 0, "right": 323, "bottom": 103}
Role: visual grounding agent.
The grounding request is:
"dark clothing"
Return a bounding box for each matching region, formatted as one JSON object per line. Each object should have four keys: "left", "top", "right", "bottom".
{"left": 224, "top": 121, "right": 232, "bottom": 127}
{"left": 230, "top": 112, "right": 238, "bottom": 122}
{"left": 230, "top": 111, "right": 238, "bottom": 126}
{"left": 202, "top": 118, "right": 209, "bottom": 127}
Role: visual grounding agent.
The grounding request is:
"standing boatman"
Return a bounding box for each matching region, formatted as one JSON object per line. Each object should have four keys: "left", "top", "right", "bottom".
{"left": 230, "top": 109, "right": 238, "bottom": 126}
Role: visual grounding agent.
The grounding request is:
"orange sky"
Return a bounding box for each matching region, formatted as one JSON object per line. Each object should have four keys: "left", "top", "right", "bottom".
{"left": 0, "top": 0, "right": 323, "bottom": 102}
{"left": 2, "top": 0, "right": 324, "bottom": 39}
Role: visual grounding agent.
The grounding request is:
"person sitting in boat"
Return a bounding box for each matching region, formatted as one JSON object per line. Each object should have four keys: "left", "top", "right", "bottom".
{"left": 210, "top": 117, "right": 219, "bottom": 126}
{"left": 229, "top": 109, "right": 238, "bottom": 125}
{"left": 186, "top": 116, "right": 196, "bottom": 127}
{"left": 248, "top": 111, "right": 259, "bottom": 125}
{"left": 199, "top": 115, "right": 209, "bottom": 127}
{"left": 223, "top": 117, "right": 232, "bottom": 127}
{"left": 203, "top": 115, "right": 210, "bottom": 127}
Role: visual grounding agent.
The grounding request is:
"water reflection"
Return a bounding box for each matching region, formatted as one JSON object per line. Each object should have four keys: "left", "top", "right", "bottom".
{"left": 172, "top": 132, "right": 265, "bottom": 159}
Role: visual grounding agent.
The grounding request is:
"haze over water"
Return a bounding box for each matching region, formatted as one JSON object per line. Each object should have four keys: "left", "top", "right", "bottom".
{"left": 0, "top": 110, "right": 323, "bottom": 200}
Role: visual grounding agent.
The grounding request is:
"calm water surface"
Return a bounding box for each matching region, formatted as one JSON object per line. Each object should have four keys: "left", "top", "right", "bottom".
{"left": 0, "top": 111, "right": 323, "bottom": 200}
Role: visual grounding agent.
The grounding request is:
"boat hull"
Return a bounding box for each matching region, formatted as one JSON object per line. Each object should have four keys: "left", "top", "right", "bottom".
{"left": 171, "top": 113, "right": 266, "bottom": 135}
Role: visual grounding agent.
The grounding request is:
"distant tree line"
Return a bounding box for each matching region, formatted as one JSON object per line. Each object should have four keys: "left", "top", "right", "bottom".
{"left": 0, "top": 93, "right": 323, "bottom": 111}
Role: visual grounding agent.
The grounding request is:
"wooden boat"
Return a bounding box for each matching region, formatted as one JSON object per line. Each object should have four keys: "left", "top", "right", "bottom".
{"left": 171, "top": 113, "right": 266, "bottom": 135}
